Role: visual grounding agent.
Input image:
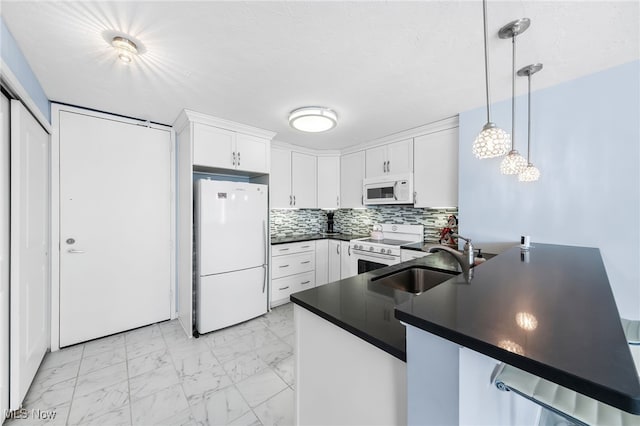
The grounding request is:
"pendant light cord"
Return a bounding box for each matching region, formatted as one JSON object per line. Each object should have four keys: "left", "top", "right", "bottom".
{"left": 511, "top": 35, "right": 517, "bottom": 151}
{"left": 527, "top": 73, "right": 532, "bottom": 163}
{"left": 482, "top": 0, "right": 492, "bottom": 123}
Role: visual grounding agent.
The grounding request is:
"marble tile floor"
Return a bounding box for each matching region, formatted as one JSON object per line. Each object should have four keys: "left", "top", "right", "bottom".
{"left": 5, "top": 303, "right": 295, "bottom": 426}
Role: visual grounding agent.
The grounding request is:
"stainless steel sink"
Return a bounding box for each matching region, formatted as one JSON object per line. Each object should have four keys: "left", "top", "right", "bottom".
{"left": 371, "top": 266, "right": 457, "bottom": 294}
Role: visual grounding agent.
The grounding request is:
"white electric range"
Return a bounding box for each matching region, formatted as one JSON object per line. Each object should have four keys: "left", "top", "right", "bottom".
{"left": 350, "top": 224, "right": 424, "bottom": 273}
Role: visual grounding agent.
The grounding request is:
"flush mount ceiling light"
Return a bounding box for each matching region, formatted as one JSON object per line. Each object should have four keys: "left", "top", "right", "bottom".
{"left": 289, "top": 107, "right": 338, "bottom": 133}
{"left": 499, "top": 18, "right": 530, "bottom": 175}
{"left": 518, "top": 63, "right": 543, "bottom": 182}
{"left": 472, "top": 0, "right": 510, "bottom": 159}
{"left": 111, "top": 36, "right": 138, "bottom": 64}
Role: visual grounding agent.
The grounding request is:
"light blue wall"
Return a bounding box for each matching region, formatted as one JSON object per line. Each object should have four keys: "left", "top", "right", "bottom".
{"left": 459, "top": 60, "right": 640, "bottom": 318}
{"left": 0, "top": 17, "right": 50, "bottom": 122}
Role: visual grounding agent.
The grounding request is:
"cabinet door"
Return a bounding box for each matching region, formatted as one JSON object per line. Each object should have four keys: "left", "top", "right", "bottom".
{"left": 414, "top": 128, "right": 458, "bottom": 207}
{"left": 192, "top": 123, "right": 235, "bottom": 169}
{"left": 340, "top": 241, "right": 356, "bottom": 279}
{"left": 386, "top": 138, "right": 413, "bottom": 175}
{"left": 328, "top": 240, "right": 341, "bottom": 283}
{"left": 315, "top": 240, "right": 329, "bottom": 286}
{"left": 365, "top": 145, "right": 387, "bottom": 178}
{"left": 236, "top": 134, "right": 269, "bottom": 174}
{"left": 270, "top": 148, "right": 292, "bottom": 209}
{"left": 291, "top": 152, "right": 317, "bottom": 209}
{"left": 317, "top": 156, "right": 340, "bottom": 208}
{"left": 340, "top": 151, "right": 365, "bottom": 208}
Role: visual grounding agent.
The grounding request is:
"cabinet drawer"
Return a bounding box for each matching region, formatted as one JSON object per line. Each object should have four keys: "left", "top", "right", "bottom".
{"left": 272, "top": 252, "right": 315, "bottom": 279}
{"left": 271, "top": 272, "right": 315, "bottom": 303}
{"left": 272, "top": 241, "right": 315, "bottom": 257}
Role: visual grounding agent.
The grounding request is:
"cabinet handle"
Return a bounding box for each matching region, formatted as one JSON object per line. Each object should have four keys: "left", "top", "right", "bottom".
{"left": 414, "top": 191, "right": 417, "bottom": 203}
{"left": 279, "top": 248, "right": 290, "bottom": 251}
{"left": 289, "top": 195, "right": 292, "bottom": 206}
{"left": 383, "top": 161, "right": 386, "bottom": 173}
{"left": 237, "top": 151, "right": 241, "bottom": 166}
{"left": 337, "top": 195, "right": 339, "bottom": 206}
{"left": 361, "top": 194, "right": 364, "bottom": 205}
{"left": 279, "top": 286, "right": 290, "bottom": 290}
{"left": 279, "top": 264, "right": 290, "bottom": 268}
{"left": 301, "top": 261, "right": 311, "bottom": 264}
{"left": 301, "top": 281, "right": 311, "bottom": 285}
{"left": 232, "top": 151, "right": 236, "bottom": 166}
{"left": 337, "top": 244, "right": 340, "bottom": 255}
{"left": 293, "top": 195, "right": 296, "bottom": 206}
{"left": 387, "top": 160, "right": 391, "bottom": 173}
{"left": 301, "top": 245, "right": 310, "bottom": 248}
{"left": 348, "top": 246, "right": 351, "bottom": 256}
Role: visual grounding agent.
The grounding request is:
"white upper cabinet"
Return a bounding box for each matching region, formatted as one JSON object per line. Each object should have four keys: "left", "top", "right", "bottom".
{"left": 317, "top": 155, "right": 340, "bottom": 209}
{"left": 193, "top": 124, "right": 235, "bottom": 169}
{"left": 235, "top": 133, "right": 269, "bottom": 174}
{"left": 365, "top": 138, "right": 413, "bottom": 178}
{"left": 413, "top": 127, "right": 458, "bottom": 207}
{"left": 340, "top": 151, "right": 365, "bottom": 208}
{"left": 180, "top": 110, "right": 273, "bottom": 175}
{"left": 291, "top": 152, "right": 317, "bottom": 209}
{"left": 270, "top": 148, "right": 293, "bottom": 209}
{"left": 270, "top": 147, "right": 317, "bottom": 209}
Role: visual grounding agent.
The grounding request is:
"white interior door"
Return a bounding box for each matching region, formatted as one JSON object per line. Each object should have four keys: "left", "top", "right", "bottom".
{"left": 59, "top": 111, "right": 171, "bottom": 347}
{"left": 9, "top": 100, "right": 49, "bottom": 410}
{"left": 0, "top": 93, "right": 10, "bottom": 415}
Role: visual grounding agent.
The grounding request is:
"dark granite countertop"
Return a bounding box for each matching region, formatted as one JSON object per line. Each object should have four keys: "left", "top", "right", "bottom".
{"left": 290, "top": 252, "right": 466, "bottom": 361}
{"left": 395, "top": 243, "right": 640, "bottom": 414}
{"left": 271, "top": 233, "right": 367, "bottom": 245}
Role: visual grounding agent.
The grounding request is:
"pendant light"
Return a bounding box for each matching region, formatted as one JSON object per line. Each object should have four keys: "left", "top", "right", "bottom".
{"left": 499, "top": 18, "right": 530, "bottom": 175}
{"left": 472, "top": 0, "right": 510, "bottom": 159}
{"left": 517, "top": 63, "right": 543, "bottom": 182}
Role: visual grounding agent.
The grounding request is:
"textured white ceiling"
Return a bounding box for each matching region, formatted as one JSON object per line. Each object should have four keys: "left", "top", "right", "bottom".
{"left": 2, "top": 1, "right": 638, "bottom": 149}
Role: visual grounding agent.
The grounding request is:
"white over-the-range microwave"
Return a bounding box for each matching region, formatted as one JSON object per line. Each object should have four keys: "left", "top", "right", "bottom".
{"left": 363, "top": 173, "right": 414, "bottom": 205}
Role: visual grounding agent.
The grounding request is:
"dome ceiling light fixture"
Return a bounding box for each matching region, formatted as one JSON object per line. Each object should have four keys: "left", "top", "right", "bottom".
{"left": 499, "top": 18, "right": 530, "bottom": 175}
{"left": 288, "top": 107, "right": 338, "bottom": 133}
{"left": 472, "top": 0, "right": 510, "bottom": 159}
{"left": 518, "top": 63, "right": 543, "bottom": 182}
{"left": 111, "top": 36, "right": 138, "bottom": 64}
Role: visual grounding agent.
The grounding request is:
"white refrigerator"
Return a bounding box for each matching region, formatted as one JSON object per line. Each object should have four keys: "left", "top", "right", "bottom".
{"left": 195, "top": 180, "right": 268, "bottom": 334}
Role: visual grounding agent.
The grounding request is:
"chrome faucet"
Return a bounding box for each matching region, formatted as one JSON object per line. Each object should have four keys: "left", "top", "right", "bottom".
{"left": 428, "top": 234, "right": 474, "bottom": 279}
{"left": 452, "top": 234, "right": 475, "bottom": 267}
{"left": 428, "top": 245, "right": 471, "bottom": 276}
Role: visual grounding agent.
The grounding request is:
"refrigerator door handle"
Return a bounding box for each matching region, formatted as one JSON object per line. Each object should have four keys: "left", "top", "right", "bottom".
{"left": 263, "top": 219, "right": 268, "bottom": 293}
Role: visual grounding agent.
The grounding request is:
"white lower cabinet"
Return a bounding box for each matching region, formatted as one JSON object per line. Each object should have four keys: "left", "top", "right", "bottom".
{"left": 271, "top": 241, "right": 316, "bottom": 307}
{"left": 340, "top": 241, "right": 356, "bottom": 279}
{"left": 315, "top": 240, "right": 329, "bottom": 286}
{"left": 328, "top": 240, "right": 342, "bottom": 283}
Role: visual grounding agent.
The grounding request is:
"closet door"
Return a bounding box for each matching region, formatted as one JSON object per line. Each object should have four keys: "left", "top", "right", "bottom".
{"left": 0, "top": 92, "right": 10, "bottom": 415}
{"left": 59, "top": 111, "right": 171, "bottom": 347}
{"left": 9, "top": 100, "right": 49, "bottom": 409}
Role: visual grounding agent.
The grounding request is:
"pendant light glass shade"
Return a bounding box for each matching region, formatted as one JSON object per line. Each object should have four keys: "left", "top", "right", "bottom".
{"left": 518, "top": 164, "right": 540, "bottom": 182}
{"left": 473, "top": 123, "right": 510, "bottom": 159}
{"left": 500, "top": 150, "right": 528, "bottom": 175}
{"left": 517, "top": 63, "right": 543, "bottom": 182}
{"left": 472, "top": 0, "right": 510, "bottom": 159}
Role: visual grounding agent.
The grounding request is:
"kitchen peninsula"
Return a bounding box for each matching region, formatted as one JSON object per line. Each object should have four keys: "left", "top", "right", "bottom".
{"left": 290, "top": 243, "right": 640, "bottom": 425}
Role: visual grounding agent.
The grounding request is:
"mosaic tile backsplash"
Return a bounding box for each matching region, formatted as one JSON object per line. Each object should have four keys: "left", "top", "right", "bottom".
{"left": 270, "top": 206, "right": 459, "bottom": 242}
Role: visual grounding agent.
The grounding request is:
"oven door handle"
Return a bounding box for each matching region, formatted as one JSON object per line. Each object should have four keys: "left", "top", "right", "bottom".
{"left": 353, "top": 251, "right": 396, "bottom": 261}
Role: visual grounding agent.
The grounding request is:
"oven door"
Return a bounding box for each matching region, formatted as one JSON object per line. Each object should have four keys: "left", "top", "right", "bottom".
{"left": 352, "top": 250, "right": 399, "bottom": 274}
